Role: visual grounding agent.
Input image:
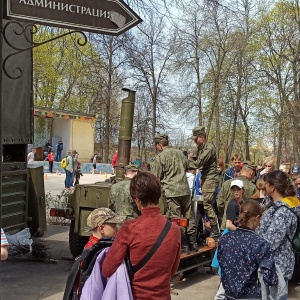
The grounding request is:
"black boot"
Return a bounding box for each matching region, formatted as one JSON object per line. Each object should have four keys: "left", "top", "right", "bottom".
{"left": 181, "top": 233, "right": 190, "bottom": 254}
{"left": 188, "top": 234, "right": 199, "bottom": 252}
{"left": 210, "top": 225, "right": 221, "bottom": 241}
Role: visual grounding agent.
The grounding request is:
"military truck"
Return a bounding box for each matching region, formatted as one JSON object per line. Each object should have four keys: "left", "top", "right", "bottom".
{"left": 1, "top": 20, "right": 46, "bottom": 236}
{"left": 50, "top": 88, "right": 215, "bottom": 276}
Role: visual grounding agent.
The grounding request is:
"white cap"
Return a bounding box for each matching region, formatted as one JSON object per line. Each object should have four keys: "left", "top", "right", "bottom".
{"left": 230, "top": 179, "right": 244, "bottom": 189}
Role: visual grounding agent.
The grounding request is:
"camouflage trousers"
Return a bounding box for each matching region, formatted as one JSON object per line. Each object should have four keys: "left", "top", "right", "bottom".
{"left": 166, "top": 195, "right": 196, "bottom": 235}
{"left": 202, "top": 180, "right": 219, "bottom": 226}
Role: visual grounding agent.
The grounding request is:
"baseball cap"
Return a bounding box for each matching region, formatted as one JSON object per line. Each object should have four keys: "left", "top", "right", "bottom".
{"left": 86, "top": 208, "right": 125, "bottom": 231}
{"left": 230, "top": 179, "right": 244, "bottom": 189}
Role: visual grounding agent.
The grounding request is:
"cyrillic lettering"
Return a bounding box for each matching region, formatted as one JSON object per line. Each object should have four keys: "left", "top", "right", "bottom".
{"left": 85, "top": 8, "right": 91, "bottom": 15}
{"left": 92, "top": 8, "right": 99, "bottom": 17}
{"left": 61, "top": 3, "right": 68, "bottom": 11}
{"left": 44, "top": 0, "right": 52, "bottom": 9}
{"left": 34, "top": 0, "right": 44, "bottom": 6}
{"left": 52, "top": 1, "right": 60, "bottom": 10}
{"left": 99, "top": 10, "right": 106, "bottom": 18}
{"left": 69, "top": 4, "right": 75, "bottom": 13}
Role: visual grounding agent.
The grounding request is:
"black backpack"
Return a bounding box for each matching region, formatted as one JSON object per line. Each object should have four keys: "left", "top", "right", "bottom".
{"left": 63, "top": 238, "right": 113, "bottom": 300}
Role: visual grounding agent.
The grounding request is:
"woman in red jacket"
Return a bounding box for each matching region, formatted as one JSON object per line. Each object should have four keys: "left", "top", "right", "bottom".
{"left": 102, "top": 172, "right": 181, "bottom": 300}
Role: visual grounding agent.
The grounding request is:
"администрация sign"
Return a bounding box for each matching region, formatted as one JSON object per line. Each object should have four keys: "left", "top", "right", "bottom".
{"left": 5, "top": 0, "right": 142, "bottom": 35}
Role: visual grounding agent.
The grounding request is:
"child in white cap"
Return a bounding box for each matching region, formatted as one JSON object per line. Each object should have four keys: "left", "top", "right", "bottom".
{"left": 226, "top": 179, "right": 244, "bottom": 231}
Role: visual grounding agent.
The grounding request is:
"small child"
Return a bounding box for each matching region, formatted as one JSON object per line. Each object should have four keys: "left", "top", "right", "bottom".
{"left": 1, "top": 228, "right": 9, "bottom": 260}
{"left": 226, "top": 179, "right": 244, "bottom": 231}
{"left": 84, "top": 208, "right": 125, "bottom": 249}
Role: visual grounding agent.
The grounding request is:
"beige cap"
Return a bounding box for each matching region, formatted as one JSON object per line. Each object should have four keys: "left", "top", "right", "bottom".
{"left": 86, "top": 208, "right": 125, "bottom": 231}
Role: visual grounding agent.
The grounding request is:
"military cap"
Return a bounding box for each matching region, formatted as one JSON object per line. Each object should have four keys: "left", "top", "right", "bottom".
{"left": 86, "top": 208, "right": 125, "bottom": 231}
{"left": 192, "top": 126, "right": 206, "bottom": 140}
{"left": 188, "top": 160, "right": 198, "bottom": 170}
{"left": 243, "top": 160, "right": 257, "bottom": 171}
{"left": 153, "top": 134, "right": 169, "bottom": 143}
{"left": 124, "top": 164, "right": 139, "bottom": 172}
{"left": 72, "top": 150, "right": 77, "bottom": 154}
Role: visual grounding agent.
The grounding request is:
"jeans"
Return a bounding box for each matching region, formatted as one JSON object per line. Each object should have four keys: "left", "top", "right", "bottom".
{"left": 65, "top": 170, "right": 73, "bottom": 188}
{"left": 56, "top": 151, "right": 62, "bottom": 162}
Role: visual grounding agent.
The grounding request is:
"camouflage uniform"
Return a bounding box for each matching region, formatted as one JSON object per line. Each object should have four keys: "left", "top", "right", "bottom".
{"left": 152, "top": 135, "right": 195, "bottom": 235}
{"left": 217, "top": 174, "right": 256, "bottom": 230}
{"left": 192, "top": 126, "right": 219, "bottom": 226}
{"left": 108, "top": 165, "right": 139, "bottom": 220}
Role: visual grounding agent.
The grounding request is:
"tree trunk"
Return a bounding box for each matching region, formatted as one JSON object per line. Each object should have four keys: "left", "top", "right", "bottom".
{"left": 104, "top": 37, "right": 113, "bottom": 163}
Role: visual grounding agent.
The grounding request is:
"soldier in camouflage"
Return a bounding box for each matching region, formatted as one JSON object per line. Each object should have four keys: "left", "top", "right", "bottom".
{"left": 108, "top": 164, "right": 139, "bottom": 220}
{"left": 151, "top": 134, "right": 197, "bottom": 251}
{"left": 217, "top": 161, "right": 257, "bottom": 230}
{"left": 192, "top": 126, "right": 220, "bottom": 239}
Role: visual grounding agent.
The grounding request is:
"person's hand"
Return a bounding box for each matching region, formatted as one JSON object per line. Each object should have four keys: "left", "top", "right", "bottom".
{"left": 260, "top": 168, "right": 270, "bottom": 175}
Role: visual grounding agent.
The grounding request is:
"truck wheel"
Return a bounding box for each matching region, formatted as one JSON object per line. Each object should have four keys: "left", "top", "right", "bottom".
{"left": 69, "top": 220, "right": 89, "bottom": 257}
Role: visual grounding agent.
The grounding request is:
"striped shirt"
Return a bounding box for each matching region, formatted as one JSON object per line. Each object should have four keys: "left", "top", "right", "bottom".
{"left": 1, "top": 228, "right": 9, "bottom": 246}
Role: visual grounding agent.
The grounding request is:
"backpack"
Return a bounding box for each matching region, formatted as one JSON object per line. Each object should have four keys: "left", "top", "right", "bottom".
{"left": 60, "top": 157, "right": 68, "bottom": 169}
{"left": 63, "top": 238, "right": 113, "bottom": 300}
{"left": 273, "top": 205, "right": 300, "bottom": 252}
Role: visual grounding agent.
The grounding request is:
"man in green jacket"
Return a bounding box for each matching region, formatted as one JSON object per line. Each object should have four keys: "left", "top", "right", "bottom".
{"left": 152, "top": 134, "right": 196, "bottom": 251}
{"left": 217, "top": 161, "right": 257, "bottom": 230}
{"left": 192, "top": 126, "right": 220, "bottom": 239}
{"left": 108, "top": 164, "right": 139, "bottom": 220}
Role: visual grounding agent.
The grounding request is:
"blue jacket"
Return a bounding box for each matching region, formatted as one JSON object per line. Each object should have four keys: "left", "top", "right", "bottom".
{"left": 195, "top": 172, "right": 202, "bottom": 195}
{"left": 218, "top": 227, "right": 277, "bottom": 299}
{"left": 80, "top": 247, "right": 133, "bottom": 300}
{"left": 223, "top": 167, "right": 235, "bottom": 182}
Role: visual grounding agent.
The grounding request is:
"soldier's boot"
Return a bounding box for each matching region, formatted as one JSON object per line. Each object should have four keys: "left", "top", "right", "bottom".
{"left": 210, "top": 225, "right": 221, "bottom": 241}
{"left": 187, "top": 234, "right": 199, "bottom": 252}
{"left": 181, "top": 233, "right": 190, "bottom": 254}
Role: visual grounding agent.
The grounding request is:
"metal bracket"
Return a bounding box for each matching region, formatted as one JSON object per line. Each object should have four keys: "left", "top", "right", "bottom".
{"left": 1, "top": 21, "right": 88, "bottom": 79}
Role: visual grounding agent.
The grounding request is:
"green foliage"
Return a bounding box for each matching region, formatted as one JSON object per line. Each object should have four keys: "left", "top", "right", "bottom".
{"left": 33, "top": 26, "right": 104, "bottom": 112}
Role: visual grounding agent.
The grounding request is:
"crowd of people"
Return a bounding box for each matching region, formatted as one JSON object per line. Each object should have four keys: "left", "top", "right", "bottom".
{"left": 21, "top": 129, "right": 300, "bottom": 299}
{"left": 62, "top": 126, "right": 300, "bottom": 299}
